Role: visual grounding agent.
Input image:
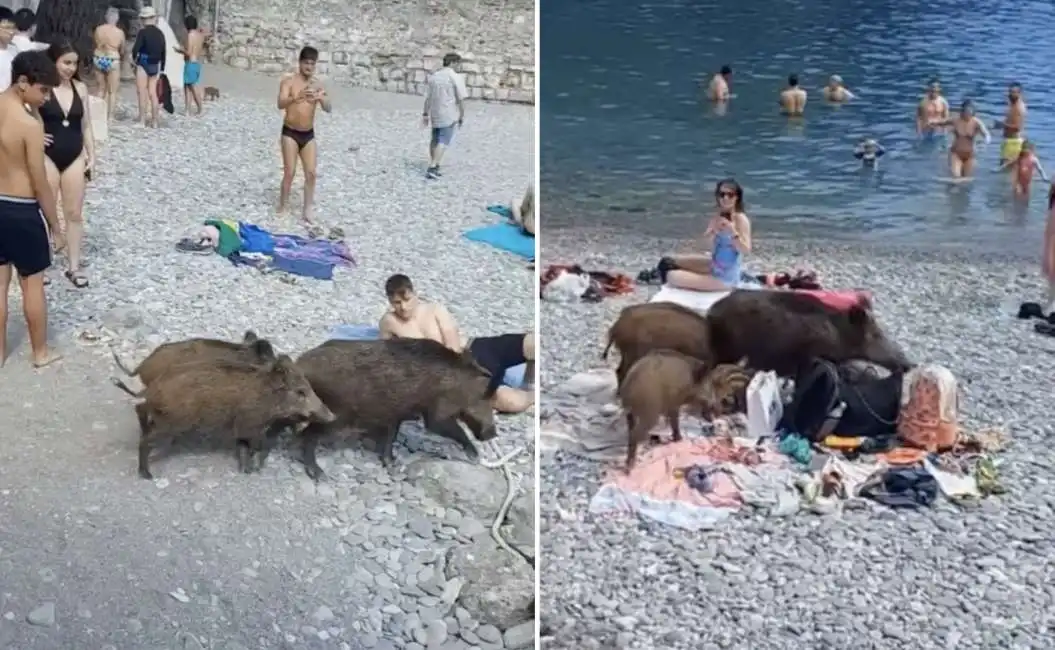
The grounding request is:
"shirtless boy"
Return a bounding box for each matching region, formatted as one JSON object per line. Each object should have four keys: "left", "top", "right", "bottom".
{"left": 706, "top": 65, "right": 732, "bottom": 102}
{"left": 999, "top": 139, "right": 1047, "bottom": 198}
{"left": 92, "top": 8, "right": 125, "bottom": 122}
{"left": 779, "top": 74, "right": 807, "bottom": 115}
{"left": 277, "top": 46, "right": 331, "bottom": 226}
{"left": 177, "top": 15, "right": 206, "bottom": 116}
{"left": 379, "top": 274, "right": 535, "bottom": 414}
{"left": 822, "top": 74, "right": 855, "bottom": 103}
{"left": 916, "top": 78, "right": 949, "bottom": 137}
{"left": 995, "top": 82, "right": 1027, "bottom": 165}
{"left": 0, "top": 51, "right": 65, "bottom": 368}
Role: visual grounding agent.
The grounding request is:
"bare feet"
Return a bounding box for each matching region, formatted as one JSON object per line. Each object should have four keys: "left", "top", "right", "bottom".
{"left": 276, "top": 202, "right": 289, "bottom": 217}
{"left": 32, "top": 349, "right": 63, "bottom": 369}
{"left": 301, "top": 205, "right": 315, "bottom": 224}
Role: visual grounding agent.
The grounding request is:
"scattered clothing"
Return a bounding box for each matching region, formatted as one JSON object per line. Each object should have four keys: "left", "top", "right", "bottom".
{"left": 540, "top": 264, "right": 634, "bottom": 302}
{"left": 860, "top": 467, "right": 938, "bottom": 509}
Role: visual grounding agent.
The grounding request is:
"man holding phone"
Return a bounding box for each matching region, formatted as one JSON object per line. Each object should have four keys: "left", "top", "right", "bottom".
{"left": 422, "top": 53, "right": 467, "bottom": 180}
{"left": 276, "top": 46, "right": 332, "bottom": 229}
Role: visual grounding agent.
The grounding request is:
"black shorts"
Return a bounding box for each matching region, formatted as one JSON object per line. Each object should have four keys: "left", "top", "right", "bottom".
{"left": 0, "top": 195, "right": 51, "bottom": 277}
{"left": 468, "top": 333, "right": 527, "bottom": 379}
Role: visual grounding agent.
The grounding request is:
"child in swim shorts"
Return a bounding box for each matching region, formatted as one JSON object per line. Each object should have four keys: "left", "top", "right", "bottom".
{"left": 854, "top": 138, "right": 885, "bottom": 169}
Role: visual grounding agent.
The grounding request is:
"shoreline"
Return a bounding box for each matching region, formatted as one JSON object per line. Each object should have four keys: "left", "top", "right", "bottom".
{"left": 538, "top": 228, "right": 1055, "bottom": 648}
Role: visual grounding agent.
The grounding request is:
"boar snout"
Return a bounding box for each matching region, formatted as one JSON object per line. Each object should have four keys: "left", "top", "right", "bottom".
{"left": 307, "top": 396, "right": 337, "bottom": 423}
{"left": 475, "top": 423, "right": 498, "bottom": 442}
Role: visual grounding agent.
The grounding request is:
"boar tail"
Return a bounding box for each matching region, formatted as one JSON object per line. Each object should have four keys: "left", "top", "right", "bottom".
{"left": 110, "top": 377, "right": 143, "bottom": 398}
{"left": 110, "top": 346, "right": 136, "bottom": 376}
{"left": 602, "top": 336, "right": 614, "bottom": 360}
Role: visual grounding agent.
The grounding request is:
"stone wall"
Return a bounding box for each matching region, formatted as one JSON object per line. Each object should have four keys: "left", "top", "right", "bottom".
{"left": 212, "top": 0, "right": 535, "bottom": 103}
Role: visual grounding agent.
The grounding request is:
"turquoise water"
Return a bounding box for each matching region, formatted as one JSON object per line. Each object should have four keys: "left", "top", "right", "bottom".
{"left": 540, "top": 0, "right": 1055, "bottom": 248}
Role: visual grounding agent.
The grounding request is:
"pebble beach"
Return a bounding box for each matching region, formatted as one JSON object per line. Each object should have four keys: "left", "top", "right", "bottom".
{"left": 0, "top": 72, "right": 535, "bottom": 649}
{"left": 539, "top": 228, "right": 1055, "bottom": 649}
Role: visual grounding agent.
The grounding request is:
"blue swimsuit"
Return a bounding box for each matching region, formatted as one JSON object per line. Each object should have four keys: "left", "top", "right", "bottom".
{"left": 710, "top": 231, "right": 742, "bottom": 285}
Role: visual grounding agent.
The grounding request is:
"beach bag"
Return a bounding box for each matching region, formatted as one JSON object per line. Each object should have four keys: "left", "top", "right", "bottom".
{"left": 782, "top": 359, "right": 901, "bottom": 442}
{"left": 746, "top": 371, "right": 783, "bottom": 438}
{"left": 897, "top": 364, "right": 960, "bottom": 452}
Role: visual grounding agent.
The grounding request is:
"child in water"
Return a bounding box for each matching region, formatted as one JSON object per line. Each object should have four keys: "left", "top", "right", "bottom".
{"left": 854, "top": 138, "right": 885, "bottom": 169}
{"left": 1000, "top": 140, "right": 1048, "bottom": 198}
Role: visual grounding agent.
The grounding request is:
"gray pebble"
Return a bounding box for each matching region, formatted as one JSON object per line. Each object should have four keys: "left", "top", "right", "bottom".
{"left": 26, "top": 602, "right": 55, "bottom": 627}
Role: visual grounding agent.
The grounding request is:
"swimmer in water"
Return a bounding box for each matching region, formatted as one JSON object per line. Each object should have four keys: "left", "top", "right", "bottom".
{"left": 823, "top": 75, "right": 855, "bottom": 103}
{"left": 995, "top": 82, "right": 1027, "bottom": 165}
{"left": 916, "top": 78, "right": 949, "bottom": 137}
{"left": 930, "top": 100, "right": 990, "bottom": 179}
{"left": 706, "top": 65, "right": 732, "bottom": 102}
{"left": 854, "top": 138, "right": 885, "bottom": 169}
{"left": 779, "top": 74, "right": 807, "bottom": 115}
{"left": 999, "top": 140, "right": 1047, "bottom": 198}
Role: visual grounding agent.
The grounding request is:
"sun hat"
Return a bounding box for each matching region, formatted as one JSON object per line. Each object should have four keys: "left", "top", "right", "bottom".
{"left": 139, "top": 6, "right": 157, "bottom": 19}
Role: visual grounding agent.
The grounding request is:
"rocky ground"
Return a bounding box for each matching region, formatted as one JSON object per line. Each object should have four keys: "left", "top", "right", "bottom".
{"left": 538, "top": 229, "right": 1055, "bottom": 650}
{"left": 0, "top": 67, "right": 535, "bottom": 649}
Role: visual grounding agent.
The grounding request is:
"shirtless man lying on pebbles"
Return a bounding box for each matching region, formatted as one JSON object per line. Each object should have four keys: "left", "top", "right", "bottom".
{"left": 0, "top": 51, "right": 66, "bottom": 368}
{"left": 277, "top": 46, "right": 331, "bottom": 230}
{"left": 379, "top": 274, "right": 535, "bottom": 414}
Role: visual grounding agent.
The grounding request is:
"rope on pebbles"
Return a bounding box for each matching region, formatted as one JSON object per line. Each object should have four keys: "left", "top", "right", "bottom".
{"left": 467, "top": 432, "right": 532, "bottom": 565}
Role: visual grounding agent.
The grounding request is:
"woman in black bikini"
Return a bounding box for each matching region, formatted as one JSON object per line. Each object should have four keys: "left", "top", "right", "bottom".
{"left": 43, "top": 41, "right": 96, "bottom": 288}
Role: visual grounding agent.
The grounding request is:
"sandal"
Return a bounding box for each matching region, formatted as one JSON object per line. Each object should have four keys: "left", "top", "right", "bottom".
{"left": 1034, "top": 321, "right": 1055, "bottom": 337}
{"left": 64, "top": 270, "right": 89, "bottom": 288}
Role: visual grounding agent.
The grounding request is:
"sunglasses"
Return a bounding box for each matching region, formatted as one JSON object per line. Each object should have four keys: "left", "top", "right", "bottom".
{"left": 717, "top": 191, "right": 737, "bottom": 199}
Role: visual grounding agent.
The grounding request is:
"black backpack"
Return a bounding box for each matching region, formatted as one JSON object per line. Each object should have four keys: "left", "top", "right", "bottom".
{"left": 781, "top": 359, "right": 902, "bottom": 442}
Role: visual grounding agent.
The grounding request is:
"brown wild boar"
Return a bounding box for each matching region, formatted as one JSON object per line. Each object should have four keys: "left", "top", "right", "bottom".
{"left": 294, "top": 338, "right": 499, "bottom": 481}
{"left": 111, "top": 330, "right": 276, "bottom": 397}
{"left": 619, "top": 349, "right": 713, "bottom": 472}
{"left": 696, "top": 359, "right": 753, "bottom": 420}
{"left": 706, "top": 290, "right": 912, "bottom": 377}
{"left": 603, "top": 302, "right": 711, "bottom": 387}
{"left": 135, "top": 355, "right": 334, "bottom": 479}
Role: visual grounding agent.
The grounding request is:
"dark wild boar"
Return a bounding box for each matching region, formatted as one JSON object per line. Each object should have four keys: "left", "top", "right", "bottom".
{"left": 619, "top": 349, "right": 712, "bottom": 472}
{"left": 603, "top": 302, "right": 711, "bottom": 386}
{"left": 706, "top": 290, "right": 911, "bottom": 378}
{"left": 295, "top": 338, "right": 499, "bottom": 481}
{"left": 135, "top": 355, "right": 334, "bottom": 479}
{"left": 696, "top": 358, "right": 753, "bottom": 420}
{"left": 112, "top": 330, "right": 277, "bottom": 397}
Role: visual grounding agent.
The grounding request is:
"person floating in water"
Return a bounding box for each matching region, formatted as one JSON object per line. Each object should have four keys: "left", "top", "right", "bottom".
{"left": 995, "top": 82, "right": 1027, "bottom": 166}
{"left": 662, "top": 178, "right": 752, "bottom": 292}
{"left": 930, "top": 100, "right": 990, "bottom": 179}
{"left": 779, "top": 74, "right": 807, "bottom": 115}
{"left": 916, "top": 78, "right": 949, "bottom": 137}
{"left": 999, "top": 140, "right": 1047, "bottom": 198}
{"left": 854, "top": 138, "right": 885, "bottom": 169}
{"left": 276, "top": 46, "right": 331, "bottom": 228}
{"left": 707, "top": 65, "right": 732, "bottom": 102}
{"left": 823, "top": 75, "right": 855, "bottom": 103}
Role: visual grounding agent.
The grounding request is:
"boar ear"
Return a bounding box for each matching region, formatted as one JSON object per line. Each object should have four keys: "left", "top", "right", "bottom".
{"left": 271, "top": 354, "right": 296, "bottom": 374}
{"left": 243, "top": 330, "right": 259, "bottom": 344}
{"left": 847, "top": 305, "right": 870, "bottom": 327}
{"left": 430, "top": 394, "right": 462, "bottom": 424}
{"left": 251, "top": 339, "right": 276, "bottom": 361}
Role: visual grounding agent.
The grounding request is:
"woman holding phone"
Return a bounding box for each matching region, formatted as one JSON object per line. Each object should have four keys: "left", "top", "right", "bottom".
{"left": 663, "top": 178, "right": 753, "bottom": 291}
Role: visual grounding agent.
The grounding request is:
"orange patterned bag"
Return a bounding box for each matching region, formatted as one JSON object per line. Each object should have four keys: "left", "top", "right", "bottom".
{"left": 897, "top": 364, "right": 961, "bottom": 452}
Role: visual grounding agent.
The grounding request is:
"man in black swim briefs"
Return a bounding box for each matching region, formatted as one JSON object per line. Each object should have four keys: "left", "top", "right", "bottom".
{"left": 277, "top": 46, "right": 332, "bottom": 229}
{"left": 0, "top": 51, "right": 65, "bottom": 368}
{"left": 378, "top": 274, "right": 535, "bottom": 414}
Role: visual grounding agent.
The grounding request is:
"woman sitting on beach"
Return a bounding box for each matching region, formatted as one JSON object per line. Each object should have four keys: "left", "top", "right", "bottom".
{"left": 663, "top": 178, "right": 752, "bottom": 292}
{"left": 512, "top": 184, "right": 535, "bottom": 236}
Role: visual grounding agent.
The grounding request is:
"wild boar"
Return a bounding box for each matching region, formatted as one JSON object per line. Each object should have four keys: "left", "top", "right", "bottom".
{"left": 603, "top": 302, "right": 711, "bottom": 386}
{"left": 135, "top": 355, "right": 334, "bottom": 479}
{"left": 696, "top": 359, "right": 753, "bottom": 420}
{"left": 112, "top": 330, "right": 277, "bottom": 397}
{"left": 706, "top": 290, "right": 911, "bottom": 377}
{"left": 294, "top": 338, "right": 499, "bottom": 481}
{"left": 619, "top": 349, "right": 712, "bottom": 472}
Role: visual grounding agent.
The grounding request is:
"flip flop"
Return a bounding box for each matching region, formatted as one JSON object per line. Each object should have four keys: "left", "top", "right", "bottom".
{"left": 1018, "top": 302, "right": 1045, "bottom": 320}
{"left": 64, "top": 270, "right": 89, "bottom": 288}
{"left": 32, "top": 351, "right": 63, "bottom": 369}
{"left": 175, "top": 237, "right": 213, "bottom": 253}
{"left": 1034, "top": 321, "right": 1055, "bottom": 337}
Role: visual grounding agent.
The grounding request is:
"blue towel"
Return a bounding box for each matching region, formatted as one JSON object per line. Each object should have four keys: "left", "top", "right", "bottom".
{"left": 328, "top": 324, "right": 527, "bottom": 387}
{"left": 463, "top": 224, "right": 535, "bottom": 260}
{"left": 486, "top": 204, "right": 514, "bottom": 220}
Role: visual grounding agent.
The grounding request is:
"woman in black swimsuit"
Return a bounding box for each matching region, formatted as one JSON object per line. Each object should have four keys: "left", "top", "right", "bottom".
{"left": 43, "top": 41, "right": 96, "bottom": 288}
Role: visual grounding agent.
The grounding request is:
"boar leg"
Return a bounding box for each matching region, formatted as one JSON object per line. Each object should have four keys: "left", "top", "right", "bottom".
{"left": 377, "top": 424, "right": 401, "bottom": 468}
{"left": 135, "top": 402, "right": 154, "bottom": 480}
{"left": 235, "top": 440, "right": 253, "bottom": 474}
{"left": 667, "top": 410, "right": 683, "bottom": 442}
{"left": 299, "top": 422, "right": 327, "bottom": 481}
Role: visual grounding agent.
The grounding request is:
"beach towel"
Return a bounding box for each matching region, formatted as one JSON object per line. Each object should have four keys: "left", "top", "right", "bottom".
{"left": 462, "top": 204, "right": 535, "bottom": 260}
{"left": 328, "top": 324, "right": 528, "bottom": 388}
{"left": 650, "top": 285, "right": 870, "bottom": 314}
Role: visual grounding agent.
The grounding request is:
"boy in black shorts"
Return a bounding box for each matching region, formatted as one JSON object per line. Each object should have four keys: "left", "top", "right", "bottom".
{"left": 0, "top": 51, "right": 65, "bottom": 367}
{"left": 378, "top": 274, "right": 535, "bottom": 413}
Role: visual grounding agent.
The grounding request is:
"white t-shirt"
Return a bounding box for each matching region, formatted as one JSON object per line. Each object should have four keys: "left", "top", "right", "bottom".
{"left": 11, "top": 34, "right": 50, "bottom": 54}
{"left": 0, "top": 45, "right": 15, "bottom": 92}
{"left": 425, "top": 66, "right": 467, "bottom": 129}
